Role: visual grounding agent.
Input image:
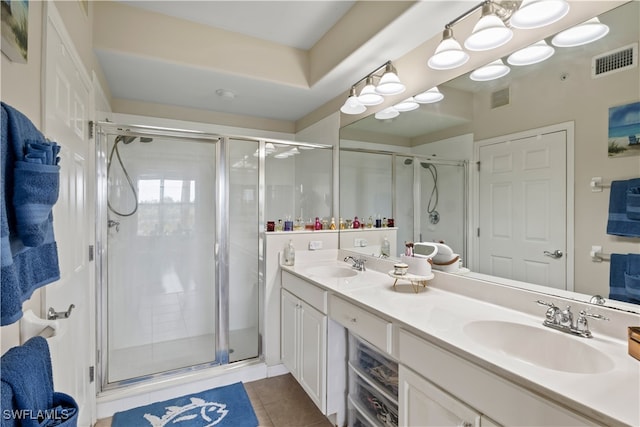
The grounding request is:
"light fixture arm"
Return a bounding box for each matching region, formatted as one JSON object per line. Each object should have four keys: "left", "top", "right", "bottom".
{"left": 351, "top": 60, "right": 393, "bottom": 90}
{"left": 444, "top": 0, "right": 515, "bottom": 29}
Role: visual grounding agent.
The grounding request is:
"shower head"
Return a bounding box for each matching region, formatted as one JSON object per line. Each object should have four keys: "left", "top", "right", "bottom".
{"left": 115, "top": 135, "right": 153, "bottom": 144}
{"left": 403, "top": 158, "right": 432, "bottom": 169}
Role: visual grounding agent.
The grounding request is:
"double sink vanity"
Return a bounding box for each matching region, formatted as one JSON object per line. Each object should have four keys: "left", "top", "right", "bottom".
{"left": 279, "top": 249, "right": 640, "bottom": 427}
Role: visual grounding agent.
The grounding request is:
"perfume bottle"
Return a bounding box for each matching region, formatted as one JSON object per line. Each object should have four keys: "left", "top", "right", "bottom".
{"left": 315, "top": 217, "right": 322, "bottom": 230}
{"left": 330, "top": 217, "right": 336, "bottom": 230}
{"left": 339, "top": 217, "right": 345, "bottom": 230}
{"left": 366, "top": 216, "right": 373, "bottom": 228}
{"left": 353, "top": 216, "right": 360, "bottom": 229}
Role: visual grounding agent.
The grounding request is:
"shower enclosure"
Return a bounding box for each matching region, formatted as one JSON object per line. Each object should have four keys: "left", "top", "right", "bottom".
{"left": 340, "top": 149, "right": 467, "bottom": 259}
{"left": 96, "top": 124, "right": 261, "bottom": 389}
{"left": 96, "top": 122, "right": 333, "bottom": 391}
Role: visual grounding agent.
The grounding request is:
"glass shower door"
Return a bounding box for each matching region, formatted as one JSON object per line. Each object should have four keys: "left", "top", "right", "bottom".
{"left": 106, "top": 135, "right": 218, "bottom": 383}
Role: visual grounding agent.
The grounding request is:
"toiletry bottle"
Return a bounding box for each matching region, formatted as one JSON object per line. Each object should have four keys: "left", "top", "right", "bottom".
{"left": 375, "top": 214, "right": 382, "bottom": 228}
{"left": 276, "top": 219, "right": 283, "bottom": 232}
{"left": 353, "top": 216, "right": 360, "bottom": 229}
{"left": 381, "top": 236, "right": 390, "bottom": 257}
{"left": 339, "top": 217, "right": 345, "bottom": 230}
{"left": 367, "top": 216, "right": 373, "bottom": 228}
{"left": 330, "top": 217, "right": 336, "bottom": 230}
{"left": 283, "top": 240, "right": 295, "bottom": 266}
{"left": 315, "top": 217, "right": 322, "bottom": 230}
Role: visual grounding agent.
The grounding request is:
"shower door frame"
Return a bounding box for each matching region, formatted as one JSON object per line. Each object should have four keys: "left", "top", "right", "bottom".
{"left": 95, "top": 123, "right": 236, "bottom": 392}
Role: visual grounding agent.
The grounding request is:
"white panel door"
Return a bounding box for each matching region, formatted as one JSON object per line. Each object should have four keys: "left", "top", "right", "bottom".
{"left": 479, "top": 131, "right": 567, "bottom": 289}
{"left": 43, "top": 5, "right": 93, "bottom": 426}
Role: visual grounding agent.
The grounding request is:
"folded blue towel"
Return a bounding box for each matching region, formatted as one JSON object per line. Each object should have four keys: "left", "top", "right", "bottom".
{"left": 607, "top": 178, "right": 640, "bottom": 237}
{"left": 627, "top": 186, "right": 640, "bottom": 220}
{"left": 0, "top": 337, "right": 54, "bottom": 427}
{"left": 1, "top": 102, "right": 61, "bottom": 326}
{"left": 13, "top": 161, "right": 60, "bottom": 247}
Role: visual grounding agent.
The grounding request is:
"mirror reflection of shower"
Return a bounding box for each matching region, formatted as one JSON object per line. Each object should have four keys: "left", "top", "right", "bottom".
{"left": 107, "top": 135, "right": 153, "bottom": 225}
{"left": 405, "top": 158, "right": 439, "bottom": 225}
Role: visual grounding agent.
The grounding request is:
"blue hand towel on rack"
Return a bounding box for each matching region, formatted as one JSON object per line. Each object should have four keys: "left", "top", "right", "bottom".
{"left": 606, "top": 178, "right": 640, "bottom": 237}
{"left": 0, "top": 336, "right": 54, "bottom": 427}
{"left": 625, "top": 253, "right": 640, "bottom": 301}
{"left": 0, "top": 336, "right": 78, "bottom": 427}
{"left": 1, "top": 102, "right": 61, "bottom": 326}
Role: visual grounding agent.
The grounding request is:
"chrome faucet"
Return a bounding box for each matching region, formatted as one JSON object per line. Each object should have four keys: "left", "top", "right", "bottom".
{"left": 536, "top": 300, "right": 609, "bottom": 338}
{"left": 344, "top": 256, "right": 367, "bottom": 271}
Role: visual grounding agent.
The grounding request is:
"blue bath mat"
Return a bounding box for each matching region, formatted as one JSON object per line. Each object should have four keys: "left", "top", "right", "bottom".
{"left": 111, "top": 382, "right": 258, "bottom": 427}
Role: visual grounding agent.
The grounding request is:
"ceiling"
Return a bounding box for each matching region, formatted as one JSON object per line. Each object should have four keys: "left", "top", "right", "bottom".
{"left": 93, "top": 1, "right": 473, "bottom": 125}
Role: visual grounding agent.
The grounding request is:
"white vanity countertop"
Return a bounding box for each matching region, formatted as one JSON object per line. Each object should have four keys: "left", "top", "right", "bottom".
{"left": 281, "top": 250, "right": 640, "bottom": 427}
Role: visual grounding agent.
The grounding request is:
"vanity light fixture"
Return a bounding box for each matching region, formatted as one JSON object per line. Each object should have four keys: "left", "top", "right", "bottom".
{"left": 375, "top": 63, "right": 406, "bottom": 95}
{"left": 340, "top": 86, "right": 366, "bottom": 115}
{"left": 510, "top": 0, "right": 570, "bottom": 30}
{"left": 341, "top": 61, "right": 405, "bottom": 115}
{"left": 358, "top": 76, "right": 385, "bottom": 106}
{"left": 415, "top": 87, "right": 445, "bottom": 104}
{"left": 375, "top": 107, "right": 400, "bottom": 120}
{"left": 394, "top": 97, "right": 420, "bottom": 112}
{"left": 464, "top": 2, "right": 513, "bottom": 51}
{"left": 428, "top": 27, "right": 470, "bottom": 70}
{"left": 507, "top": 40, "right": 555, "bottom": 66}
{"left": 551, "top": 17, "right": 609, "bottom": 47}
{"left": 470, "top": 59, "right": 510, "bottom": 81}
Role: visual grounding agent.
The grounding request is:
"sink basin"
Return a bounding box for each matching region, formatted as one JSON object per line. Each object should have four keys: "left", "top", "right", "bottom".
{"left": 305, "top": 265, "right": 359, "bottom": 278}
{"left": 463, "top": 320, "right": 614, "bottom": 374}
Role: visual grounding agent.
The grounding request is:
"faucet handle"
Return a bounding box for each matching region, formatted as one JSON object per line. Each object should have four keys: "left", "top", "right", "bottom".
{"left": 536, "top": 300, "right": 556, "bottom": 308}
{"left": 579, "top": 309, "right": 609, "bottom": 322}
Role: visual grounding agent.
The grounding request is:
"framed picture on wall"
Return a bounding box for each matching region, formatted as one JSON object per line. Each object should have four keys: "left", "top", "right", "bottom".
{"left": 1, "top": 0, "right": 28, "bottom": 63}
{"left": 608, "top": 101, "right": 640, "bottom": 158}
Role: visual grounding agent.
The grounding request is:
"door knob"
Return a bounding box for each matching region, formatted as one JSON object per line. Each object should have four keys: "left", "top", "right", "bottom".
{"left": 543, "top": 250, "right": 563, "bottom": 259}
{"left": 47, "top": 304, "right": 75, "bottom": 320}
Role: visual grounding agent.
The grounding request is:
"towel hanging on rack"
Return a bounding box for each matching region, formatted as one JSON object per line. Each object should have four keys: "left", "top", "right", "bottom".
{"left": 1, "top": 102, "right": 61, "bottom": 326}
{"left": 606, "top": 178, "right": 640, "bottom": 238}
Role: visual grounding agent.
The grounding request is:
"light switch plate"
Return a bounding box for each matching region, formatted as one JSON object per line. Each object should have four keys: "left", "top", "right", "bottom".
{"left": 308, "top": 241, "right": 323, "bottom": 250}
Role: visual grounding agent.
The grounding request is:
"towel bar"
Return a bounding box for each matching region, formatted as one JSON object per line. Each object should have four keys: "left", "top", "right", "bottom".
{"left": 590, "top": 245, "right": 610, "bottom": 262}
{"left": 590, "top": 177, "right": 611, "bottom": 192}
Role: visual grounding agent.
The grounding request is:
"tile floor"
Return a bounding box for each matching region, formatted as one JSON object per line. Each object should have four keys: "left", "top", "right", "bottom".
{"left": 94, "top": 373, "right": 334, "bottom": 427}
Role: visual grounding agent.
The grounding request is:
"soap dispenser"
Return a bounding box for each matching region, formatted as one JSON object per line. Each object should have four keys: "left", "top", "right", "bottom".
{"left": 283, "top": 240, "right": 295, "bottom": 266}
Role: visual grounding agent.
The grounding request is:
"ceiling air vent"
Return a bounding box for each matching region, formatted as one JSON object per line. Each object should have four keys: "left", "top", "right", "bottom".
{"left": 491, "top": 87, "right": 510, "bottom": 109}
{"left": 592, "top": 43, "right": 638, "bottom": 78}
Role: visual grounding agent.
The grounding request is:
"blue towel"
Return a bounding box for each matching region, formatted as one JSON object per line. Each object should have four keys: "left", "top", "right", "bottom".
{"left": 625, "top": 253, "right": 640, "bottom": 301}
{"left": 627, "top": 186, "right": 640, "bottom": 220}
{"left": 610, "top": 253, "right": 640, "bottom": 304}
{"left": 1, "top": 102, "right": 61, "bottom": 326}
{"left": 0, "top": 337, "right": 54, "bottom": 427}
{"left": 607, "top": 178, "right": 640, "bottom": 237}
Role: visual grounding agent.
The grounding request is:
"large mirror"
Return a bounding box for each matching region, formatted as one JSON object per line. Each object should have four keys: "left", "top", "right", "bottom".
{"left": 339, "top": 1, "right": 640, "bottom": 312}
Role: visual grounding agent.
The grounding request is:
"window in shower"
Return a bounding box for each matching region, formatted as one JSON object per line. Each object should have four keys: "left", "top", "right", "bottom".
{"left": 137, "top": 178, "right": 196, "bottom": 236}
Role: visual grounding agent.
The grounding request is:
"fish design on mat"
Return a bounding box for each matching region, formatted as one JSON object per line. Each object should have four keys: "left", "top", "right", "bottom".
{"left": 143, "top": 397, "right": 229, "bottom": 426}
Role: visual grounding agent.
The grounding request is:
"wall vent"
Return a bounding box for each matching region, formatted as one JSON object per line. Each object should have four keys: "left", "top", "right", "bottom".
{"left": 592, "top": 43, "right": 638, "bottom": 78}
{"left": 491, "top": 87, "right": 510, "bottom": 109}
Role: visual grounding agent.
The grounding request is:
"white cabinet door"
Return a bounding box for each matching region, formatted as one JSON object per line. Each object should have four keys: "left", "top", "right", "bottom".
{"left": 399, "top": 365, "right": 482, "bottom": 427}
{"left": 281, "top": 289, "right": 327, "bottom": 413}
{"left": 299, "top": 300, "right": 327, "bottom": 412}
{"left": 281, "top": 289, "right": 298, "bottom": 375}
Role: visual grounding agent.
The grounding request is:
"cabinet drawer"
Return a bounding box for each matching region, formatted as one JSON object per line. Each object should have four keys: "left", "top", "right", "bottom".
{"left": 350, "top": 374, "right": 398, "bottom": 427}
{"left": 350, "top": 334, "right": 398, "bottom": 397}
{"left": 282, "top": 271, "right": 327, "bottom": 313}
{"left": 330, "top": 295, "right": 392, "bottom": 354}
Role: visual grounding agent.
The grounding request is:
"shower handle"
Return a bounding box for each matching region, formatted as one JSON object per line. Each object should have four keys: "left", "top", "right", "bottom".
{"left": 108, "top": 219, "right": 120, "bottom": 232}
